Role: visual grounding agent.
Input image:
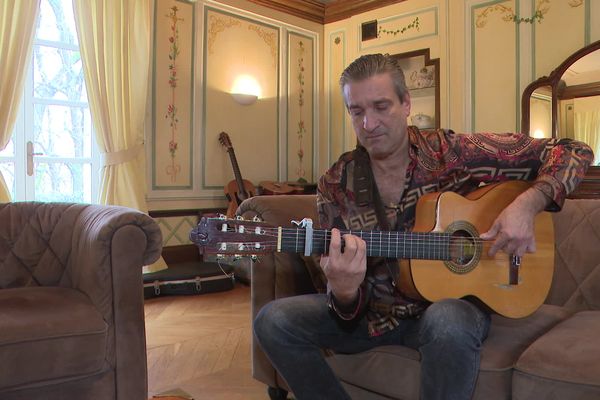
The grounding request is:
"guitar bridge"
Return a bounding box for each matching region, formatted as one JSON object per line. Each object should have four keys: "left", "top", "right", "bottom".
{"left": 509, "top": 255, "right": 521, "bottom": 285}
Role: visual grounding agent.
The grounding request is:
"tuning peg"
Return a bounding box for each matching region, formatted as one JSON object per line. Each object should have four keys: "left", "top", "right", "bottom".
{"left": 253, "top": 216, "right": 262, "bottom": 222}
{"left": 251, "top": 254, "right": 259, "bottom": 261}
{"left": 218, "top": 214, "right": 226, "bottom": 219}
{"left": 236, "top": 215, "right": 244, "bottom": 220}
{"left": 233, "top": 254, "right": 242, "bottom": 261}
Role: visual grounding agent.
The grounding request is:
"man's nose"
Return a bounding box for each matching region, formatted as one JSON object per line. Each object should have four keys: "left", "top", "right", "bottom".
{"left": 362, "top": 109, "right": 379, "bottom": 132}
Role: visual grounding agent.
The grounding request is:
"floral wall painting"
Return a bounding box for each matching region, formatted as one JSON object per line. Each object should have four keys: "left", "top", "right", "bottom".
{"left": 153, "top": 0, "right": 194, "bottom": 190}
{"left": 288, "top": 33, "right": 314, "bottom": 183}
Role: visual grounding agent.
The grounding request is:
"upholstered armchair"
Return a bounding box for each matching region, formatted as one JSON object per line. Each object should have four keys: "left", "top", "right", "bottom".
{"left": 0, "top": 202, "right": 162, "bottom": 400}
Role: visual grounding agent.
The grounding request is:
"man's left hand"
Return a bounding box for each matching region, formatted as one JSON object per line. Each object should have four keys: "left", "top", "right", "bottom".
{"left": 480, "top": 187, "right": 551, "bottom": 257}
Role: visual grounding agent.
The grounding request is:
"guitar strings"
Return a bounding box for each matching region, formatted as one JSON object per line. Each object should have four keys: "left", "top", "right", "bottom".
{"left": 215, "top": 223, "right": 493, "bottom": 245}
{"left": 212, "top": 230, "right": 495, "bottom": 254}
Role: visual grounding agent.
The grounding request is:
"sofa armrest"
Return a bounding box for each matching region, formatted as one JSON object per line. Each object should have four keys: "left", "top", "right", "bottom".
{"left": 68, "top": 204, "right": 162, "bottom": 400}
{"left": 237, "top": 195, "right": 321, "bottom": 390}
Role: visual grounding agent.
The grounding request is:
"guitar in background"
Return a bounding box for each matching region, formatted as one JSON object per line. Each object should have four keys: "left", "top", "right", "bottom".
{"left": 218, "top": 132, "right": 256, "bottom": 218}
{"left": 259, "top": 180, "right": 299, "bottom": 195}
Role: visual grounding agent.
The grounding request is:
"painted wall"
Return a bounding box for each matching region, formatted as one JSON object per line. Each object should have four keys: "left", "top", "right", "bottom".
{"left": 147, "top": 0, "right": 323, "bottom": 211}
{"left": 323, "top": 0, "right": 600, "bottom": 164}
{"left": 147, "top": 0, "right": 600, "bottom": 212}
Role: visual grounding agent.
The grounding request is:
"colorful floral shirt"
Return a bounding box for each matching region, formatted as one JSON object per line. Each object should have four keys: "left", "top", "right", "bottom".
{"left": 317, "top": 127, "right": 594, "bottom": 336}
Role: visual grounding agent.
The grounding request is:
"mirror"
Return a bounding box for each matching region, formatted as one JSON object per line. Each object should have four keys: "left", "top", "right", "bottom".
{"left": 522, "top": 40, "right": 600, "bottom": 198}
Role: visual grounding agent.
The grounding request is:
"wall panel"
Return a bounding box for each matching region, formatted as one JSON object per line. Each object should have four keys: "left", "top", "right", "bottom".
{"left": 287, "top": 32, "right": 314, "bottom": 182}
{"left": 470, "top": 0, "right": 517, "bottom": 132}
{"left": 153, "top": 0, "right": 195, "bottom": 190}
{"left": 203, "top": 8, "right": 279, "bottom": 189}
{"left": 534, "top": 1, "right": 585, "bottom": 78}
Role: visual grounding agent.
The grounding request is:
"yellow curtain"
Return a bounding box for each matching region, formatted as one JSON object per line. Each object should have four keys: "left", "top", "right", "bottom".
{"left": 73, "top": 0, "right": 167, "bottom": 272}
{"left": 0, "top": 1, "right": 40, "bottom": 202}
{"left": 574, "top": 111, "right": 600, "bottom": 166}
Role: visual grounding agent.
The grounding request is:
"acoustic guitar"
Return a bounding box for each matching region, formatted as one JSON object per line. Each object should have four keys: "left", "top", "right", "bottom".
{"left": 218, "top": 132, "right": 256, "bottom": 218}
{"left": 190, "top": 181, "right": 554, "bottom": 318}
{"left": 259, "top": 180, "right": 300, "bottom": 195}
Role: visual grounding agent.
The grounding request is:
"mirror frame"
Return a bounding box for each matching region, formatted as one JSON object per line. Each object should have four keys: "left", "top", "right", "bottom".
{"left": 521, "top": 40, "right": 600, "bottom": 199}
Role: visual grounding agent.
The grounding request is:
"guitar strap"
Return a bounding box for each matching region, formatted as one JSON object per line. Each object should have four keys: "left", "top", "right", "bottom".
{"left": 351, "top": 146, "right": 391, "bottom": 231}
{"left": 351, "top": 146, "right": 403, "bottom": 291}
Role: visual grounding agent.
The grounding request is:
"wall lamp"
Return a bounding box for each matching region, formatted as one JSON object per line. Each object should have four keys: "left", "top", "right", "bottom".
{"left": 231, "top": 74, "right": 261, "bottom": 105}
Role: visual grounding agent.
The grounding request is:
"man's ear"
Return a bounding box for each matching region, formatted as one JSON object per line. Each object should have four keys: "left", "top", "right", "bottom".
{"left": 402, "top": 93, "right": 411, "bottom": 115}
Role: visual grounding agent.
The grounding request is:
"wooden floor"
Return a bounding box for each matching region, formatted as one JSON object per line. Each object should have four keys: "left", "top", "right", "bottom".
{"left": 145, "top": 284, "right": 271, "bottom": 400}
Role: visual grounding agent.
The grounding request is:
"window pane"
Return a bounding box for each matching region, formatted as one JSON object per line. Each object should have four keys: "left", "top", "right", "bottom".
{"left": 33, "top": 45, "right": 85, "bottom": 102}
{"left": 0, "top": 138, "right": 14, "bottom": 156}
{"left": 34, "top": 162, "right": 91, "bottom": 203}
{"left": 34, "top": 104, "right": 92, "bottom": 158}
{"left": 0, "top": 162, "right": 15, "bottom": 199}
{"left": 36, "top": 0, "right": 78, "bottom": 45}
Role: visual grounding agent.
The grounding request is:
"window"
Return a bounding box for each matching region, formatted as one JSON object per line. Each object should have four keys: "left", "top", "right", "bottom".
{"left": 0, "top": 0, "right": 100, "bottom": 203}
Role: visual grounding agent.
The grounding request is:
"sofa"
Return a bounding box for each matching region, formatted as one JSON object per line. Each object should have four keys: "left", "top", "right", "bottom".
{"left": 0, "top": 202, "right": 162, "bottom": 400}
{"left": 237, "top": 194, "right": 600, "bottom": 400}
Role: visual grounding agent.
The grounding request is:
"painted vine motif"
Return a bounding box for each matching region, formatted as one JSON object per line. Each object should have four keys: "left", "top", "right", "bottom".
{"left": 165, "top": 5, "right": 182, "bottom": 182}
{"left": 378, "top": 17, "right": 420, "bottom": 38}
{"left": 476, "top": 0, "right": 583, "bottom": 28}
{"left": 295, "top": 40, "right": 306, "bottom": 182}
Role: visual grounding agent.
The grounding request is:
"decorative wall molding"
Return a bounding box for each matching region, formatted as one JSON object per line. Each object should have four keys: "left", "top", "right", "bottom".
{"left": 476, "top": 0, "right": 583, "bottom": 28}
{"left": 152, "top": 0, "right": 195, "bottom": 191}
{"left": 360, "top": 6, "right": 438, "bottom": 51}
{"left": 207, "top": 14, "right": 241, "bottom": 54}
{"left": 245, "top": 0, "right": 406, "bottom": 24}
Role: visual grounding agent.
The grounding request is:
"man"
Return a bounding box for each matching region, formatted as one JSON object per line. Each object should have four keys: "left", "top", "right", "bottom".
{"left": 254, "top": 54, "right": 593, "bottom": 400}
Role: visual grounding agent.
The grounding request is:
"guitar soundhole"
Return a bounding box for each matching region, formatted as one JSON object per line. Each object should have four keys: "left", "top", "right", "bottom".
{"left": 444, "top": 221, "right": 481, "bottom": 274}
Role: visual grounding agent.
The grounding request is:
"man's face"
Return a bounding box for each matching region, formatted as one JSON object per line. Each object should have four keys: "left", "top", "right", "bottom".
{"left": 343, "top": 73, "right": 411, "bottom": 160}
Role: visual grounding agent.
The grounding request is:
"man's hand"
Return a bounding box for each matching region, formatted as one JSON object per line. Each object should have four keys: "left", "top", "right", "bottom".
{"left": 480, "top": 187, "right": 551, "bottom": 257}
{"left": 320, "top": 228, "right": 367, "bottom": 306}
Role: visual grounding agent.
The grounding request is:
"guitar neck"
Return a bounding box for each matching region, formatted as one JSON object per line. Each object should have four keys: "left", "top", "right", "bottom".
{"left": 279, "top": 228, "right": 453, "bottom": 260}
{"left": 227, "top": 148, "right": 247, "bottom": 199}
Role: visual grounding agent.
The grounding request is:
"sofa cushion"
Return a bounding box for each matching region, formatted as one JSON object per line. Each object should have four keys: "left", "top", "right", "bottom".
{"left": 325, "top": 304, "right": 572, "bottom": 400}
{"left": 472, "top": 304, "right": 573, "bottom": 400}
{"left": 0, "top": 287, "right": 108, "bottom": 390}
{"left": 547, "top": 199, "right": 600, "bottom": 310}
{"left": 328, "top": 345, "right": 421, "bottom": 400}
{"left": 513, "top": 310, "right": 600, "bottom": 398}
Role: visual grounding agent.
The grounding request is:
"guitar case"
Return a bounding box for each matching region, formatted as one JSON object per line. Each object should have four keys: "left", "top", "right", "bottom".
{"left": 143, "top": 261, "right": 235, "bottom": 299}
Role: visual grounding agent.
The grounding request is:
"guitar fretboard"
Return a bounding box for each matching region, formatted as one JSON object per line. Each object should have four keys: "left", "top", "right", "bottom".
{"left": 279, "top": 228, "right": 452, "bottom": 260}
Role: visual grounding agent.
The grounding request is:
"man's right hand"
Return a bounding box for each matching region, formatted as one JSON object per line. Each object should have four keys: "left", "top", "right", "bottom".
{"left": 320, "top": 228, "right": 367, "bottom": 306}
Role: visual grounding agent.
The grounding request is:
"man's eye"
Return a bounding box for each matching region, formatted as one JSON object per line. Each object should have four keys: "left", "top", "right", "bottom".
{"left": 350, "top": 109, "right": 363, "bottom": 116}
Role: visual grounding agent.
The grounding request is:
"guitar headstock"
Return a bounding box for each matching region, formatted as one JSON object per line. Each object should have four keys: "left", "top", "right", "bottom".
{"left": 218, "top": 131, "right": 233, "bottom": 151}
{"left": 190, "top": 216, "right": 276, "bottom": 256}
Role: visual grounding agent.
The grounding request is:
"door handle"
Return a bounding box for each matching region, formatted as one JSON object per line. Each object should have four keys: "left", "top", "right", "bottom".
{"left": 26, "top": 141, "right": 44, "bottom": 176}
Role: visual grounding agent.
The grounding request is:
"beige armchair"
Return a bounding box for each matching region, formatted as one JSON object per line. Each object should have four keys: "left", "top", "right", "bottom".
{"left": 0, "top": 202, "right": 162, "bottom": 400}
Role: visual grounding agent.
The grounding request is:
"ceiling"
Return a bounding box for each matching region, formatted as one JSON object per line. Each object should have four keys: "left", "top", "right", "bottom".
{"left": 246, "top": 0, "right": 405, "bottom": 24}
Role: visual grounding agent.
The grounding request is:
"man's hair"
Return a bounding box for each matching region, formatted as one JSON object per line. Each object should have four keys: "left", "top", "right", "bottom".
{"left": 339, "top": 53, "right": 409, "bottom": 104}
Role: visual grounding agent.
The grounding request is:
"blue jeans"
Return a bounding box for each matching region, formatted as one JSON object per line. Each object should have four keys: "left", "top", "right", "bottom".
{"left": 254, "top": 294, "right": 490, "bottom": 400}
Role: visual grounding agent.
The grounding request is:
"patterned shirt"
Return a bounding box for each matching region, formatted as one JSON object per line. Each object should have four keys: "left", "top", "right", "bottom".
{"left": 317, "top": 127, "right": 594, "bottom": 336}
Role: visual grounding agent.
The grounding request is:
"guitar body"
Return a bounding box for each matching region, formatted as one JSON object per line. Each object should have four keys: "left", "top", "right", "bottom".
{"left": 259, "top": 181, "right": 300, "bottom": 195}
{"left": 224, "top": 179, "right": 256, "bottom": 218}
{"left": 403, "top": 181, "right": 554, "bottom": 318}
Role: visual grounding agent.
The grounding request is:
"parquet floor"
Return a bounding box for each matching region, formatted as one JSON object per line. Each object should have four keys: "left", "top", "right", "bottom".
{"left": 145, "top": 284, "right": 271, "bottom": 400}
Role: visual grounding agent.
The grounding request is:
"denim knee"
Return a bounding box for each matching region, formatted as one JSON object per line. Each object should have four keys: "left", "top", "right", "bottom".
{"left": 254, "top": 300, "right": 284, "bottom": 343}
{"left": 419, "top": 298, "right": 489, "bottom": 345}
